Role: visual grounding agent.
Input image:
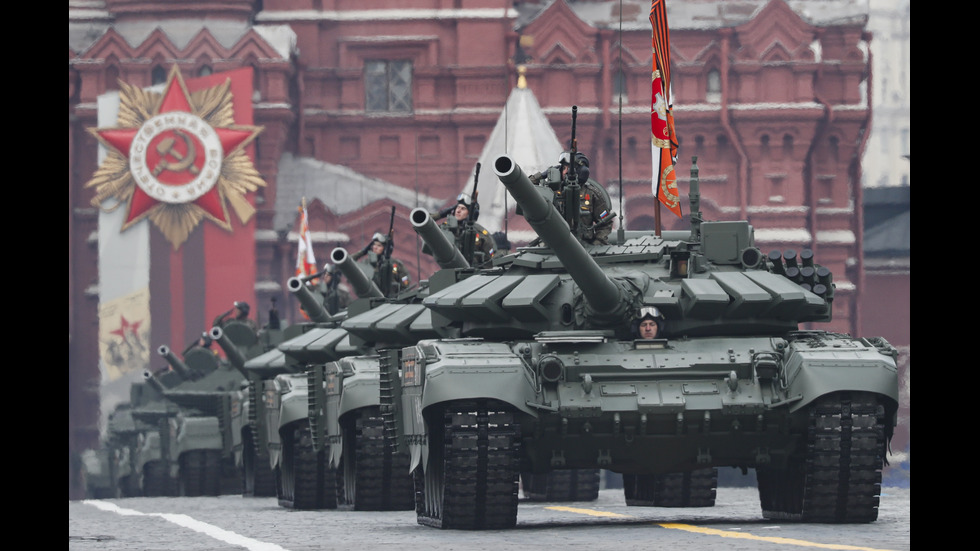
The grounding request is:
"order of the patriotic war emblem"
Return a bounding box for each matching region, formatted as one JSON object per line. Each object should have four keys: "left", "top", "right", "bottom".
{"left": 86, "top": 65, "right": 265, "bottom": 249}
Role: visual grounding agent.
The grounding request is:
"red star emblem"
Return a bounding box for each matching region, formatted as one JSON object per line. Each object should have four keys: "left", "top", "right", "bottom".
{"left": 94, "top": 69, "right": 260, "bottom": 226}
{"left": 110, "top": 315, "right": 142, "bottom": 339}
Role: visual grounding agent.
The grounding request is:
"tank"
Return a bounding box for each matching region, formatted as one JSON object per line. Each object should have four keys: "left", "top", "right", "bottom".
{"left": 238, "top": 264, "right": 407, "bottom": 511}
{"left": 209, "top": 302, "right": 295, "bottom": 498}
{"left": 382, "top": 155, "right": 900, "bottom": 529}
{"left": 152, "top": 341, "right": 247, "bottom": 497}
{"left": 410, "top": 206, "right": 600, "bottom": 502}
{"left": 300, "top": 246, "right": 455, "bottom": 510}
{"left": 119, "top": 377, "right": 180, "bottom": 497}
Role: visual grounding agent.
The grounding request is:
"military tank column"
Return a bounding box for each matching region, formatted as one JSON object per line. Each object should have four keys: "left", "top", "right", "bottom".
{"left": 378, "top": 155, "right": 899, "bottom": 530}
{"left": 83, "top": 153, "right": 897, "bottom": 532}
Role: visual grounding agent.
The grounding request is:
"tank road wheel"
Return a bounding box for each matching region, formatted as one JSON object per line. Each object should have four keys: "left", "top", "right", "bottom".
{"left": 142, "top": 461, "right": 172, "bottom": 497}
{"left": 179, "top": 451, "right": 205, "bottom": 497}
{"left": 416, "top": 400, "right": 521, "bottom": 530}
{"left": 242, "top": 433, "right": 277, "bottom": 497}
{"left": 521, "top": 469, "right": 601, "bottom": 502}
{"left": 623, "top": 468, "right": 718, "bottom": 507}
{"left": 757, "top": 392, "right": 886, "bottom": 523}
{"left": 279, "top": 424, "right": 337, "bottom": 510}
{"left": 340, "top": 407, "right": 414, "bottom": 511}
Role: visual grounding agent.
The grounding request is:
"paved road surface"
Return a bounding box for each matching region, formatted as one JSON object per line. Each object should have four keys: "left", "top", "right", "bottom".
{"left": 69, "top": 487, "right": 910, "bottom": 551}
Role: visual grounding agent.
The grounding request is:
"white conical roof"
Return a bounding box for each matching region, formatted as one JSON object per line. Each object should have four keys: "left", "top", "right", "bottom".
{"left": 461, "top": 83, "right": 563, "bottom": 234}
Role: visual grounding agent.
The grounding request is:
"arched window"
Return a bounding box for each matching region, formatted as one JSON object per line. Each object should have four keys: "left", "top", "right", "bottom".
{"left": 151, "top": 65, "right": 168, "bottom": 85}
{"left": 613, "top": 68, "right": 628, "bottom": 104}
{"left": 706, "top": 68, "right": 721, "bottom": 103}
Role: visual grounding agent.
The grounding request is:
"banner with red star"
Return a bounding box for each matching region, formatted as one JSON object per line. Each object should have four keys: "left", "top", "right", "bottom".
{"left": 98, "top": 288, "right": 151, "bottom": 382}
{"left": 86, "top": 65, "right": 265, "bottom": 249}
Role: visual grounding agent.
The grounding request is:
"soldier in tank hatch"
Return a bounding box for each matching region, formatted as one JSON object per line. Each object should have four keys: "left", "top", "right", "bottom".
{"left": 530, "top": 151, "right": 615, "bottom": 245}
{"left": 352, "top": 232, "right": 411, "bottom": 296}
{"left": 433, "top": 192, "right": 497, "bottom": 266}
{"left": 318, "top": 263, "right": 351, "bottom": 315}
{"left": 632, "top": 306, "right": 665, "bottom": 340}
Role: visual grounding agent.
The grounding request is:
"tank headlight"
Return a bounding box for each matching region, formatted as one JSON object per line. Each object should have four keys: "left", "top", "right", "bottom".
{"left": 538, "top": 355, "right": 564, "bottom": 383}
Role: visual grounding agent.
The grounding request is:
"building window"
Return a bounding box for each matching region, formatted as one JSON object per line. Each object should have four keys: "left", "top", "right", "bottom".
{"left": 613, "top": 69, "right": 628, "bottom": 104}
{"left": 366, "top": 60, "right": 412, "bottom": 112}
{"left": 151, "top": 65, "right": 168, "bottom": 85}
{"left": 706, "top": 68, "right": 721, "bottom": 103}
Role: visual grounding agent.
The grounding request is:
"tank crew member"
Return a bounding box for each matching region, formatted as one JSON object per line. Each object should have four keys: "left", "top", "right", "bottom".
{"left": 352, "top": 232, "right": 411, "bottom": 296}
{"left": 318, "top": 263, "right": 351, "bottom": 315}
{"left": 435, "top": 193, "right": 498, "bottom": 266}
{"left": 530, "top": 151, "right": 616, "bottom": 244}
{"left": 632, "top": 306, "right": 665, "bottom": 340}
{"left": 561, "top": 152, "right": 615, "bottom": 244}
{"left": 212, "top": 300, "right": 258, "bottom": 332}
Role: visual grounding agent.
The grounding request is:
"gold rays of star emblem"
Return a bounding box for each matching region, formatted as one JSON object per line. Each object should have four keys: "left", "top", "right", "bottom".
{"left": 85, "top": 65, "right": 265, "bottom": 249}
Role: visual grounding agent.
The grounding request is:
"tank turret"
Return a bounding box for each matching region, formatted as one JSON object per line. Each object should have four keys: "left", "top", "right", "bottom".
{"left": 494, "top": 155, "right": 631, "bottom": 323}
{"left": 331, "top": 247, "right": 384, "bottom": 299}
{"left": 410, "top": 208, "right": 470, "bottom": 269}
{"left": 157, "top": 345, "right": 194, "bottom": 380}
{"left": 286, "top": 276, "right": 333, "bottom": 323}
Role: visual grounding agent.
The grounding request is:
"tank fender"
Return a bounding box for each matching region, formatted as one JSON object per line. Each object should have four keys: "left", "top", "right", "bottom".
{"left": 277, "top": 388, "right": 310, "bottom": 431}
{"left": 175, "top": 416, "right": 223, "bottom": 453}
{"left": 135, "top": 432, "right": 163, "bottom": 473}
{"left": 414, "top": 353, "right": 537, "bottom": 473}
{"left": 781, "top": 334, "right": 900, "bottom": 414}
{"left": 338, "top": 380, "right": 381, "bottom": 421}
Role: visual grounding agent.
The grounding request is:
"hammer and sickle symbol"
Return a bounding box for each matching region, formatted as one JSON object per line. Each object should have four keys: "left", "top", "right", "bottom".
{"left": 152, "top": 130, "right": 201, "bottom": 177}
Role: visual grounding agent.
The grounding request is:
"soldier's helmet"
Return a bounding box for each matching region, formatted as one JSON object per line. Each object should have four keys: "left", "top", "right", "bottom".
{"left": 372, "top": 232, "right": 388, "bottom": 245}
{"left": 455, "top": 192, "right": 479, "bottom": 221}
{"left": 233, "top": 301, "right": 250, "bottom": 318}
{"left": 632, "top": 306, "right": 664, "bottom": 338}
{"left": 559, "top": 151, "right": 590, "bottom": 182}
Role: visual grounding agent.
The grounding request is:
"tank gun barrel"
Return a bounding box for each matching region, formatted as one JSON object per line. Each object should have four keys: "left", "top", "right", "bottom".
{"left": 494, "top": 155, "right": 627, "bottom": 319}
{"left": 410, "top": 208, "right": 470, "bottom": 269}
{"left": 208, "top": 326, "right": 249, "bottom": 376}
{"left": 143, "top": 370, "right": 166, "bottom": 393}
{"left": 157, "top": 345, "right": 193, "bottom": 380}
{"left": 330, "top": 248, "right": 384, "bottom": 299}
{"left": 286, "top": 276, "right": 333, "bottom": 323}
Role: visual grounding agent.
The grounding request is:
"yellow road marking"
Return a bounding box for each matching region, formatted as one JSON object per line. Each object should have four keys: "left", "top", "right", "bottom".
{"left": 659, "top": 524, "right": 896, "bottom": 551}
{"left": 545, "top": 507, "right": 897, "bottom": 551}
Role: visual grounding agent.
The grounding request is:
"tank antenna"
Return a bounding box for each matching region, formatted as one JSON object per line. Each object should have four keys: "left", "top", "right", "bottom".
{"left": 689, "top": 155, "right": 702, "bottom": 241}
{"left": 617, "top": 0, "right": 625, "bottom": 240}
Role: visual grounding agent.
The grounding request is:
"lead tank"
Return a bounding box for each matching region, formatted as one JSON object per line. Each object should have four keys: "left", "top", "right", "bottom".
{"left": 383, "top": 155, "right": 899, "bottom": 529}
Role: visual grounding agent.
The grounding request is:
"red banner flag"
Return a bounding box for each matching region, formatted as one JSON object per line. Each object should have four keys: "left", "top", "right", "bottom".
{"left": 296, "top": 198, "right": 317, "bottom": 278}
{"left": 651, "top": 0, "right": 682, "bottom": 219}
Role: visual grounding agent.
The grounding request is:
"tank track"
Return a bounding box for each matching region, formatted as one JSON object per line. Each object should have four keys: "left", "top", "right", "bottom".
{"left": 278, "top": 424, "right": 337, "bottom": 510}
{"left": 416, "top": 400, "right": 521, "bottom": 529}
{"left": 339, "top": 407, "right": 414, "bottom": 511}
{"left": 521, "top": 469, "right": 600, "bottom": 502}
{"left": 141, "top": 460, "right": 172, "bottom": 497}
{"left": 241, "top": 434, "right": 277, "bottom": 497}
{"left": 179, "top": 450, "right": 222, "bottom": 497}
{"left": 757, "top": 391, "right": 885, "bottom": 523}
{"left": 623, "top": 468, "right": 717, "bottom": 507}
